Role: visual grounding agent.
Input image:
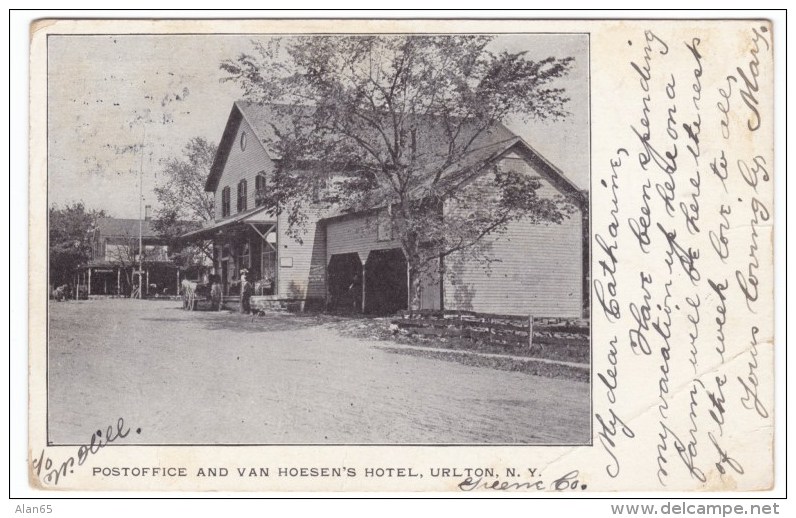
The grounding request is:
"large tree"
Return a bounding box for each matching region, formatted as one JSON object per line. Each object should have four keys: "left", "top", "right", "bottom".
{"left": 221, "top": 35, "right": 578, "bottom": 308}
{"left": 49, "top": 203, "right": 106, "bottom": 288}
{"left": 152, "top": 136, "right": 217, "bottom": 267}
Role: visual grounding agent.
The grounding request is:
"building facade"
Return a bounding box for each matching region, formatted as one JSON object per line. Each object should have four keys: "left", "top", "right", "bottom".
{"left": 183, "top": 101, "right": 586, "bottom": 318}
{"left": 76, "top": 216, "right": 182, "bottom": 297}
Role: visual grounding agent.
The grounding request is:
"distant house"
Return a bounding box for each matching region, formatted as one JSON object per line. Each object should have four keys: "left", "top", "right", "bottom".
{"left": 182, "top": 101, "right": 586, "bottom": 317}
{"left": 75, "top": 213, "right": 182, "bottom": 297}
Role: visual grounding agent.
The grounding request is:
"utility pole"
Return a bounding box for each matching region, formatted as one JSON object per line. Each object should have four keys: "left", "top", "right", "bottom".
{"left": 137, "top": 124, "right": 147, "bottom": 299}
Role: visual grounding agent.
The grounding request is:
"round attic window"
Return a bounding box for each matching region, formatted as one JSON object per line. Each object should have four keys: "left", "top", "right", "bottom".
{"left": 240, "top": 131, "right": 247, "bottom": 151}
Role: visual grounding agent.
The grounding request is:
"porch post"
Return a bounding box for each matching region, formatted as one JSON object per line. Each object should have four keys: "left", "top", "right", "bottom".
{"left": 528, "top": 314, "right": 534, "bottom": 349}
{"left": 87, "top": 268, "right": 92, "bottom": 296}
{"left": 146, "top": 269, "right": 150, "bottom": 295}
{"left": 406, "top": 264, "right": 411, "bottom": 310}
{"left": 176, "top": 268, "right": 180, "bottom": 295}
{"left": 117, "top": 268, "right": 121, "bottom": 295}
{"left": 439, "top": 256, "right": 445, "bottom": 311}
{"left": 325, "top": 259, "right": 330, "bottom": 309}
{"left": 361, "top": 261, "right": 367, "bottom": 313}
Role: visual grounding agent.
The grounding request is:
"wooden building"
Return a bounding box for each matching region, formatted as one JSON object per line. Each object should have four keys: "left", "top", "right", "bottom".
{"left": 180, "top": 102, "right": 326, "bottom": 306}
{"left": 76, "top": 216, "right": 182, "bottom": 297}
{"left": 183, "top": 101, "right": 586, "bottom": 318}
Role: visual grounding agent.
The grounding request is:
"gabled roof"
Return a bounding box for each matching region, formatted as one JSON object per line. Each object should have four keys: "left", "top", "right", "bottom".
{"left": 499, "top": 135, "right": 585, "bottom": 197}
{"left": 205, "top": 101, "right": 519, "bottom": 193}
{"left": 234, "top": 101, "right": 296, "bottom": 158}
{"left": 423, "top": 134, "right": 585, "bottom": 203}
{"left": 320, "top": 135, "right": 585, "bottom": 222}
{"left": 95, "top": 218, "right": 161, "bottom": 239}
{"left": 206, "top": 101, "right": 585, "bottom": 208}
{"left": 95, "top": 217, "right": 202, "bottom": 242}
{"left": 206, "top": 104, "right": 243, "bottom": 193}
{"left": 205, "top": 102, "right": 295, "bottom": 192}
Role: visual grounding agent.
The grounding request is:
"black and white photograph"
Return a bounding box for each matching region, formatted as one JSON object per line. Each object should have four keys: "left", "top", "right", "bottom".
{"left": 18, "top": 14, "right": 782, "bottom": 498}
{"left": 46, "top": 31, "right": 591, "bottom": 446}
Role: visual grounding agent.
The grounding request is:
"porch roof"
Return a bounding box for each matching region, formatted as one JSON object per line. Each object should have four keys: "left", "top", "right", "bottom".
{"left": 79, "top": 260, "right": 176, "bottom": 270}
{"left": 179, "top": 206, "right": 276, "bottom": 242}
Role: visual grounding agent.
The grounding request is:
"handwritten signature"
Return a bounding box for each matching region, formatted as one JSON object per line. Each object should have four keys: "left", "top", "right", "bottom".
{"left": 32, "top": 418, "right": 139, "bottom": 485}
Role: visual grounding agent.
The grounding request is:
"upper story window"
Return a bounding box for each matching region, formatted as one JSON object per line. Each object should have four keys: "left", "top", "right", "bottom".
{"left": 240, "top": 131, "right": 247, "bottom": 151}
{"left": 221, "top": 186, "right": 231, "bottom": 218}
{"left": 237, "top": 179, "right": 248, "bottom": 213}
{"left": 312, "top": 172, "right": 331, "bottom": 203}
{"left": 255, "top": 172, "right": 267, "bottom": 207}
{"left": 377, "top": 211, "right": 393, "bottom": 242}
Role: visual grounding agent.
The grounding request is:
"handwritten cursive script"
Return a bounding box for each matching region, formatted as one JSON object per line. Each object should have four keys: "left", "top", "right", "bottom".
{"left": 32, "top": 418, "right": 138, "bottom": 485}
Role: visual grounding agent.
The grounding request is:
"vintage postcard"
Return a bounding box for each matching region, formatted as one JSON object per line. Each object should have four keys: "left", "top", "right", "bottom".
{"left": 28, "top": 17, "right": 775, "bottom": 492}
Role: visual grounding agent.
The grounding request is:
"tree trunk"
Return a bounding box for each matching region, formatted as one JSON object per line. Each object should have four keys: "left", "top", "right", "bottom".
{"left": 409, "top": 271, "right": 423, "bottom": 311}
{"left": 404, "top": 235, "right": 423, "bottom": 311}
{"left": 123, "top": 269, "right": 132, "bottom": 296}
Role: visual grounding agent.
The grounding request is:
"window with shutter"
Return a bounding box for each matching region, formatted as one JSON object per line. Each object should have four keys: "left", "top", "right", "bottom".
{"left": 237, "top": 180, "right": 247, "bottom": 212}
{"left": 255, "top": 172, "right": 266, "bottom": 207}
{"left": 221, "top": 186, "right": 231, "bottom": 217}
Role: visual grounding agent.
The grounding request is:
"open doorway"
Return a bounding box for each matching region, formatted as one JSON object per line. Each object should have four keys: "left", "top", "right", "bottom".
{"left": 364, "top": 248, "right": 408, "bottom": 315}
{"left": 327, "top": 253, "right": 362, "bottom": 312}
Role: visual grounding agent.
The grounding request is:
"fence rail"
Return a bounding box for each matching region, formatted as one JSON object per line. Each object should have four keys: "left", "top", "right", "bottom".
{"left": 392, "top": 310, "right": 589, "bottom": 349}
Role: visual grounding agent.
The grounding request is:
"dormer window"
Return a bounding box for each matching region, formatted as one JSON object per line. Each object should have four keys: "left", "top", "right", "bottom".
{"left": 221, "top": 186, "right": 231, "bottom": 217}
{"left": 237, "top": 179, "right": 248, "bottom": 212}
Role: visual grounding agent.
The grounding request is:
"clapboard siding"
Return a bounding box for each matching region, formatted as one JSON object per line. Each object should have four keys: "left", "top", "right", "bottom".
{"left": 208, "top": 108, "right": 584, "bottom": 316}
{"left": 277, "top": 208, "right": 327, "bottom": 300}
{"left": 326, "top": 210, "right": 402, "bottom": 264}
{"left": 214, "top": 116, "right": 276, "bottom": 221}
{"left": 213, "top": 113, "right": 326, "bottom": 302}
{"left": 443, "top": 217, "right": 582, "bottom": 317}
{"left": 443, "top": 156, "right": 583, "bottom": 318}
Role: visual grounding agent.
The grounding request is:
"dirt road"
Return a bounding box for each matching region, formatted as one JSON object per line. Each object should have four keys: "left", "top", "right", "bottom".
{"left": 47, "top": 299, "right": 590, "bottom": 445}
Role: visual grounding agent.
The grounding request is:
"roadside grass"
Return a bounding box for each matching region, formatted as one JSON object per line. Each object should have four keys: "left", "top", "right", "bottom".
{"left": 324, "top": 313, "right": 590, "bottom": 382}
{"left": 233, "top": 308, "right": 589, "bottom": 381}
{"left": 381, "top": 347, "right": 590, "bottom": 383}
{"left": 327, "top": 315, "right": 587, "bottom": 360}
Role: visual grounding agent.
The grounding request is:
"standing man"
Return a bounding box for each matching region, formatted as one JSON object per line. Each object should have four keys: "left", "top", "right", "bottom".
{"left": 210, "top": 274, "right": 223, "bottom": 311}
{"left": 240, "top": 269, "right": 253, "bottom": 314}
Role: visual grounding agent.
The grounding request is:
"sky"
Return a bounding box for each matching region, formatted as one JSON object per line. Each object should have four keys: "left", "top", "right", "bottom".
{"left": 48, "top": 33, "right": 589, "bottom": 219}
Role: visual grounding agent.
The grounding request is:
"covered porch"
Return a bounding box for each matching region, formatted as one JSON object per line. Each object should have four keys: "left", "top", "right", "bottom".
{"left": 180, "top": 206, "right": 279, "bottom": 301}
{"left": 75, "top": 260, "right": 181, "bottom": 298}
